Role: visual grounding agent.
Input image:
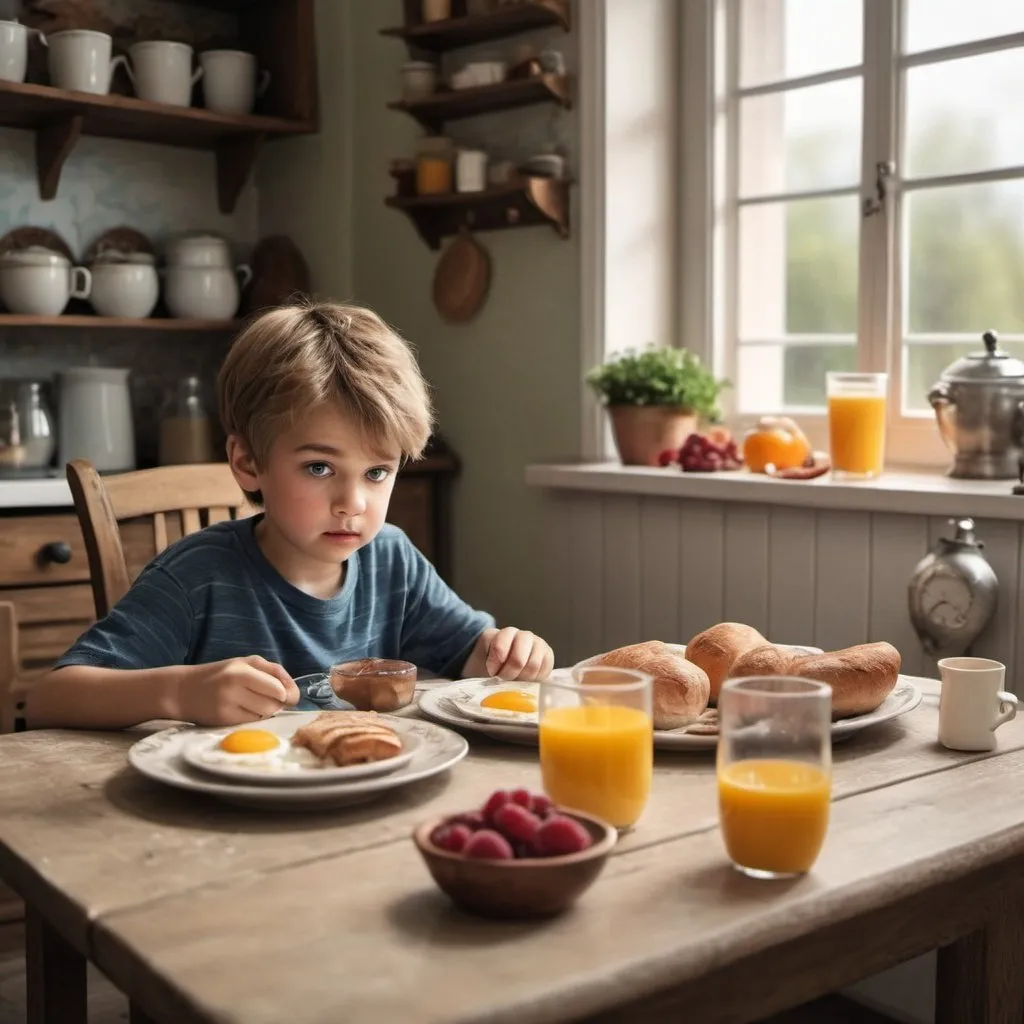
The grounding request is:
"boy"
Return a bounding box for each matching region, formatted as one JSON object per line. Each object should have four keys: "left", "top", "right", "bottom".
{"left": 27, "top": 302, "right": 554, "bottom": 729}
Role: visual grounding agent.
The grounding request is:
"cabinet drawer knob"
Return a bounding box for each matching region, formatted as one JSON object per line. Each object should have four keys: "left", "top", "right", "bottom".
{"left": 40, "top": 541, "right": 73, "bottom": 565}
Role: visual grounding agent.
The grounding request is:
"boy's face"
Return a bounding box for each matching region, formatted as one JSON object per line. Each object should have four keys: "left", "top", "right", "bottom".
{"left": 230, "top": 403, "right": 401, "bottom": 567}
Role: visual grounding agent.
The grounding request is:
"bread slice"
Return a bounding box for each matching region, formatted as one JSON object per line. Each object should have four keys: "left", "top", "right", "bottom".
{"left": 292, "top": 711, "right": 403, "bottom": 765}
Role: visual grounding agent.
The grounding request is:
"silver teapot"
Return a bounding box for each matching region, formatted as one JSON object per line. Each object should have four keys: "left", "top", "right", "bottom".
{"left": 928, "top": 330, "right": 1024, "bottom": 479}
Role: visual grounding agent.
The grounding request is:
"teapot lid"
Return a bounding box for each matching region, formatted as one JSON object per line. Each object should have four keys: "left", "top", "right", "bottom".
{"left": 940, "top": 331, "right": 1024, "bottom": 381}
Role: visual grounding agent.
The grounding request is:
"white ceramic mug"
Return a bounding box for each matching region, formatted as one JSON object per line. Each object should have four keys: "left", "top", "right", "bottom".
{"left": 89, "top": 259, "right": 159, "bottom": 319}
{"left": 163, "top": 264, "right": 251, "bottom": 320}
{"left": 937, "top": 657, "right": 1019, "bottom": 751}
{"left": 0, "top": 20, "right": 44, "bottom": 83}
{"left": 199, "top": 49, "right": 269, "bottom": 115}
{"left": 0, "top": 248, "right": 91, "bottom": 316}
{"left": 125, "top": 41, "right": 202, "bottom": 106}
{"left": 44, "top": 30, "right": 126, "bottom": 95}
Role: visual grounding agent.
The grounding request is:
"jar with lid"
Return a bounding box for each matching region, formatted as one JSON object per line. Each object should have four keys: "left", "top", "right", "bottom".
{"left": 159, "top": 375, "right": 215, "bottom": 465}
{"left": 416, "top": 136, "right": 454, "bottom": 196}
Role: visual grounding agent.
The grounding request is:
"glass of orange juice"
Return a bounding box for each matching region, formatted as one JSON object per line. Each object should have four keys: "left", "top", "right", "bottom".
{"left": 538, "top": 666, "right": 653, "bottom": 831}
{"left": 827, "top": 371, "right": 888, "bottom": 478}
{"left": 717, "top": 676, "right": 832, "bottom": 879}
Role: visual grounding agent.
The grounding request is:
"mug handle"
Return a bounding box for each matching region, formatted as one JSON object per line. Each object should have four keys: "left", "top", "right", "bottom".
{"left": 992, "top": 691, "right": 1018, "bottom": 731}
{"left": 110, "top": 53, "right": 131, "bottom": 91}
{"left": 257, "top": 69, "right": 271, "bottom": 97}
{"left": 34, "top": 30, "right": 48, "bottom": 48}
{"left": 191, "top": 65, "right": 203, "bottom": 86}
{"left": 71, "top": 266, "right": 92, "bottom": 301}
{"left": 236, "top": 263, "right": 253, "bottom": 289}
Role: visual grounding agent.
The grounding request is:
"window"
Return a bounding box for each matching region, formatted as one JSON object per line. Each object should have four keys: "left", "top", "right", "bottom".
{"left": 712, "top": 0, "right": 1024, "bottom": 462}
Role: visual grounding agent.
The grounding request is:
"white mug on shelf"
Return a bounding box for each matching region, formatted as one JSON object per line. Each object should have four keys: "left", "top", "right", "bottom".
{"left": 163, "top": 263, "right": 251, "bottom": 321}
{"left": 124, "top": 40, "right": 202, "bottom": 107}
{"left": 0, "top": 247, "right": 91, "bottom": 316}
{"left": 43, "top": 30, "right": 126, "bottom": 95}
{"left": 89, "top": 256, "right": 159, "bottom": 319}
{"left": 199, "top": 49, "right": 269, "bottom": 115}
{"left": 937, "top": 657, "right": 1018, "bottom": 751}
{"left": 0, "top": 20, "right": 45, "bottom": 84}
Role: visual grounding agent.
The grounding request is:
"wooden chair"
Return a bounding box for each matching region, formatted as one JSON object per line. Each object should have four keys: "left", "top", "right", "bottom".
{"left": 66, "top": 459, "right": 254, "bottom": 619}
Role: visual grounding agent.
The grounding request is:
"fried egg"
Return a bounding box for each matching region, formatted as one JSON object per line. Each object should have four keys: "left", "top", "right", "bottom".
{"left": 195, "top": 728, "right": 327, "bottom": 772}
{"left": 451, "top": 684, "right": 541, "bottom": 726}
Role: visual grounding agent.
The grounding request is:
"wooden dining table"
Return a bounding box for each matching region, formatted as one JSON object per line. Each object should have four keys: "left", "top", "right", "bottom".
{"left": 2, "top": 676, "right": 1024, "bottom": 1024}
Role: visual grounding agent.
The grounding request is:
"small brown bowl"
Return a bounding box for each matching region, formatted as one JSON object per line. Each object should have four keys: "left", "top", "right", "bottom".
{"left": 412, "top": 811, "right": 617, "bottom": 919}
{"left": 329, "top": 658, "right": 417, "bottom": 712}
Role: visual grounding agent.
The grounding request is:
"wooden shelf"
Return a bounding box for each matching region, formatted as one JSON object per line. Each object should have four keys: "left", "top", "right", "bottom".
{"left": 381, "top": 1, "right": 570, "bottom": 53}
{"left": 386, "top": 177, "right": 570, "bottom": 250}
{"left": 0, "top": 314, "right": 242, "bottom": 331}
{"left": 0, "top": 79, "right": 315, "bottom": 213}
{"left": 388, "top": 74, "right": 571, "bottom": 131}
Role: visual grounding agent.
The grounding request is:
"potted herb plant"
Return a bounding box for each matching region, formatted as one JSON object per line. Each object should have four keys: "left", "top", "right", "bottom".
{"left": 586, "top": 346, "right": 727, "bottom": 466}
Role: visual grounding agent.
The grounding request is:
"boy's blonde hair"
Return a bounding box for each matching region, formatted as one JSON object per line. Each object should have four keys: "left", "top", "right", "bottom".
{"left": 218, "top": 301, "right": 433, "bottom": 470}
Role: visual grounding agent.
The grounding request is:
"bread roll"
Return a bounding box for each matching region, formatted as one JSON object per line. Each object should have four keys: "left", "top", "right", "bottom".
{"left": 722, "top": 640, "right": 901, "bottom": 718}
{"left": 589, "top": 640, "right": 710, "bottom": 729}
{"left": 790, "top": 642, "right": 901, "bottom": 718}
{"left": 685, "top": 623, "right": 767, "bottom": 703}
{"left": 728, "top": 642, "right": 794, "bottom": 679}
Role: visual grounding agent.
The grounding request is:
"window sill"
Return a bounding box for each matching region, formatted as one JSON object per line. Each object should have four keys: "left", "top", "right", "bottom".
{"left": 525, "top": 462, "right": 1024, "bottom": 521}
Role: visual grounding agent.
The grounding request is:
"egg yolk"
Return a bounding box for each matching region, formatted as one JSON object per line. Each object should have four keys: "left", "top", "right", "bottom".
{"left": 480, "top": 690, "right": 537, "bottom": 713}
{"left": 218, "top": 729, "right": 280, "bottom": 754}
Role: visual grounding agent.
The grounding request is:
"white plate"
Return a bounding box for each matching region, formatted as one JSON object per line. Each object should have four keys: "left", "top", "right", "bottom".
{"left": 181, "top": 719, "right": 421, "bottom": 786}
{"left": 418, "top": 676, "right": 924, "bottom": 752}
{"left": 128, "top": 713, "right": 468, "bottom": 810}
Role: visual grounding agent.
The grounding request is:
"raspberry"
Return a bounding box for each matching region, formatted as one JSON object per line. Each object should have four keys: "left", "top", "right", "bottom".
{"left": 656, "top": 448, "right": 677, "bottom": 467}
{"left": 531, "top": 794, "right": 554, "bottom": 817}
{"left": 449, "top": 810, "right": 485, "bottom": 831}
{"left": 535, "top": 814, "right": 593, "bottom": 857}
{"left": 432, "top": 823, "right": 471, "bottom": 853}
{"left": 463, "top": 829, "right": 514, "bottom": 860}
{"left": 510, "top": 787, "right": 533, "bottom": 808}
{"left": 492, "top": 803, "right": 541, "bottom": 846}
{"left": 482, "top": 789, "right": 510, "bottom": 823}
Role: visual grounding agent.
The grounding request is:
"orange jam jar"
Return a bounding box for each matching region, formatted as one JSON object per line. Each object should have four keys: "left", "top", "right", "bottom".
{"left": 416, "top": 136, "right": 453, "bottom": 195}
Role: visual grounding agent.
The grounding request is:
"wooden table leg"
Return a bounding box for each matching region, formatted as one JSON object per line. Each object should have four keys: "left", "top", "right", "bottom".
{"left": 25, "top": 903, "right": 86, "bottom": 1024}
{"left": 936, "top": 909, "right": 1024, "bottom": 1024}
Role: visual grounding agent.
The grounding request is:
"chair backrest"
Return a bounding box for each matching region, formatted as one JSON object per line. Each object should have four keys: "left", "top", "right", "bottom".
{"left": 66, "top": 459, "right": 254, "bottom": 619}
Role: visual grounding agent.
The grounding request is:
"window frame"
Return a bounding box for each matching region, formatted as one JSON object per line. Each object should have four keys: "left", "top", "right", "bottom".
{"left": 696, "top": 0, "right": 1024, "bottom": 467}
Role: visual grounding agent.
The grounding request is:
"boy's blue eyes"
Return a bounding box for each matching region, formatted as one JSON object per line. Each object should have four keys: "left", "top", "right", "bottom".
{"left": 303, "top": 462, "right": 391, "bottom": 483}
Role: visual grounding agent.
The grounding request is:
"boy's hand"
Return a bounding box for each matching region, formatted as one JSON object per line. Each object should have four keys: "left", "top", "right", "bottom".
{"left": 481, "top": 627, "right": 555, "bottom": 681}
{"left": 176, "top": 655, "right": 301, "bottom": 725}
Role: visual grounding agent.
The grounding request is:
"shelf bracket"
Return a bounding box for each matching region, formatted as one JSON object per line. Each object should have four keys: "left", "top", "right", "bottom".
{"left": 36, "top": 115, "right": 83, "bottom": 201}
{"left": 215, "top": 133, "right": 265, "bottom": 215}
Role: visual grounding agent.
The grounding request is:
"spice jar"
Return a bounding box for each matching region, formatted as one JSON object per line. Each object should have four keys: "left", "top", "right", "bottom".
{"left": 416, "top": 136, "right": 454, "bottom": 195}
{"left": 159, "top": 375, "right": 215, "bottom": 465}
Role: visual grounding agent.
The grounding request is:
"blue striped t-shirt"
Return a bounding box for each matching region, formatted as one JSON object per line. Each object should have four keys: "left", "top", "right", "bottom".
{"left": 56, "top": 517, "right": 494, "bottom": 704}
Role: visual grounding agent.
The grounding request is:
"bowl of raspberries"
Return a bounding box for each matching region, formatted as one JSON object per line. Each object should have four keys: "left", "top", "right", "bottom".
{"left": 413, "top": 787, "right": 617, "bottom": 918}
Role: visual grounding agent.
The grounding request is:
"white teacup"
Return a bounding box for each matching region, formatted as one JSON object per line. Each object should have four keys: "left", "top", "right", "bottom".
{"left": 163, "top": 264, "right": 251, "bottom": 321}
{"left": 125, "top": 40, "right": 201, "bottom": 107}
{"left": 0, "top": 20, "right": 44, "bottom": 83}
{"left": 44, "top": 30, "right": 126, "bottom": 95}
{"left": 0, "top": 248, "right": 91, "bottom": 316}
{"left": 937, "top": 657, "right": 1018, "bottom": 752}
{"left": 89, "top": 259, "right": 159, "bottom": 319}
{"left": 199, "top": 49, "right": 269, "bottom": 115}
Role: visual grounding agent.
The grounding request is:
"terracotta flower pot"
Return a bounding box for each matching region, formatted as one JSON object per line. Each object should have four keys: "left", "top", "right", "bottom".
{"left": 607, "top": 405, "right": 697, "bottom": 466}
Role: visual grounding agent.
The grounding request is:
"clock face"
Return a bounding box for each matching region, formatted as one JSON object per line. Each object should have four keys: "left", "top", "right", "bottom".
{"left": 919, "top": 567, "right": 973, "bottom": 630}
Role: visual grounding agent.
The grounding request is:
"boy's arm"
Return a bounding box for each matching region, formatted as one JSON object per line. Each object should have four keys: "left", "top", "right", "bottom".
{"left": 27, "top": 656, "right": 299, "bottom": 730}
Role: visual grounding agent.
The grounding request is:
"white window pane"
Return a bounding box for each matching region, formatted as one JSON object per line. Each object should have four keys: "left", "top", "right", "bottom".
{"left": 737, "top": 343, "right": 857, "bottom": 412}
{"left": 905, "top": 182, "right": 1024, "bottom": 335}
{"left": 904, "top": 0, "right": 1024, "bottom": 55}
{"left": 740, "top": 0, "right": 862, "bottom": 88}
{"left": 905, "top": 48, "right": 1024, "bottom": 179}
{"left": 905, "top": 340, "right": 1024, "bottom": 412}
{"left": 740, "top": 78, "right": 862, "bottom": 196}
{"left": 738, "top": 196, "right": 859, "bottom": 339}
